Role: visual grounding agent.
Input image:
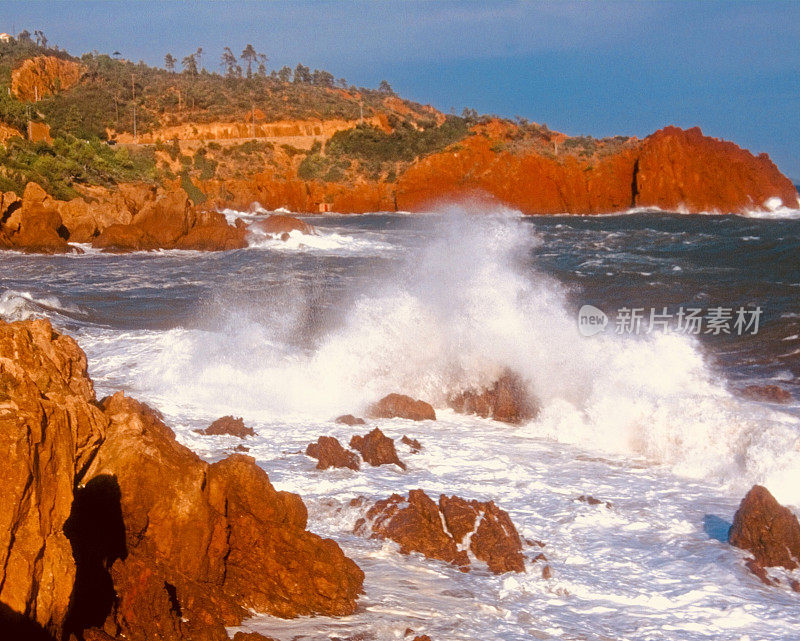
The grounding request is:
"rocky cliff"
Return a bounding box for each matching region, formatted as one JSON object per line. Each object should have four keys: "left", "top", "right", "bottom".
{"left": 11, "top": 55, "right": 84, "bottom": 101}
{"left": 0, "top": 319, "right": 364, "bottom": 640}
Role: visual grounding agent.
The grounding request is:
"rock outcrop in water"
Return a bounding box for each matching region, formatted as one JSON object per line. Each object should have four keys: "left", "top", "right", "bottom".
{"left": 740, "top": 385, "right": 792, "bottom": 404}
{"left": 350, "top": 427, "right": 406, "bottom": 470}
{"left": 449, "top": 370, "right": 538, "bottom": 424}
{"left": 729, "top": 485, "right": 800, "bottom": 574}
{"left": 196, "top": 415, "right": 255, "bottom": 438}
{"left": 255, "top": 213, "right": 316, "bottom": 237}
{"left": 0, "top": 181, "right": 247, "bottom": 253}
{"left": 355, "top": 489, "right": 525, "bottom": 574}
{"left": 306, "top": 436, "right": 361, "bottom": 471}
{"left": 0, "top": 319, "right": 364, "bottom": 640}
{"left": 368, "top": 393, "right": 437, "bottom": 421}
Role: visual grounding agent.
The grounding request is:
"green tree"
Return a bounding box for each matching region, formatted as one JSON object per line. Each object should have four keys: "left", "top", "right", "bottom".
{"left": 220, "top": 47, "right": 238, "bottom": 77}
{"left": 240, "top": 44, "right": 257, "bottom": 78}
{"left": 293, "top": 63, "right": 311, "bottom": 84}
{"left": 164, "top": 53, "right": 176, "bottom": 73}
{"left": 181, "top": 53, "right": 197, "bottom": 75}
{"left": 277, "top": 65, "right": 292, "bottom": 82}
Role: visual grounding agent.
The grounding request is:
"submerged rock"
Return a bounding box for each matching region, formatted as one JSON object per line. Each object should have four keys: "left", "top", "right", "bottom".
{"left": 257, "top": 213, "right": 315, "bottom": 236}
{"left": 741, "top": 385, "right": 792, "bottom": 404}
{"left": 356, "top": 489, "right": 525, "bottom": 574}
{"left": 335, "top": 414, "right": 366, "bottom": 426}
{"left": 729, "top": 485, "right": 800, "bottom": 571}
{"left": 400, "top": 435, "right": 422, "bottom": 453}
{"left": 306, "top": 436, "right": 360, "bottom": 471}
{"left": 350, "top": 428, "right": 406, "bottom": 470}
{"left": 449, "top": 370, "right": 537, "bottom": 424}
{"left": 196, "top": 415, "right": 255, "bottom": 438}
{"left": 368, "top": 393, "right": 436, "bottom": 421}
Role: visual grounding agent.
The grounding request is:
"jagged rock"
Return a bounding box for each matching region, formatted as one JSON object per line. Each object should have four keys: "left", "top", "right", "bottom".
{"left": 449, "top": 370, "right": 537, "bottom": 424}
{"left": 196, "top": 415, "right": 255, "bottom": 438}
{"left": 356, "top": 489, "right": 525, "bottom": 574}
{"left": 306, "top": 436, "right": 360, "bottom": 471}
{"left": 335, "top": 414, "right": 366, "bottom": 426}
{"left": 349, "top": 428, "right": 406, "bottom": 469}
{"left": 400, "top": 435, "right": 422, "bottom": 452}
{"left": 132, "top": 189, "right": 196, "bottom": 247}
{"left": 356, "top": 490, "right": 469, "bottom": 571}
{"left": 368, "top": 393, "right": 436, "bottom": 421}
{"left": 729, "top": 485, "right": 800, "bottom": 571}
{"left": 0, "top": 319, "right": 107, "bottom": 637}
{"left": 0, "top": 319, "right": 364, "bottom": 640}
{"left": 174, "top": 212, "right": 248, "bottom": 251}
{"left": 576, "top": 495, "right": 613, "bottom": 509}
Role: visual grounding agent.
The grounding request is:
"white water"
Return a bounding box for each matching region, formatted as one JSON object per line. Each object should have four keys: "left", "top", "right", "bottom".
{"left": 6, "top": 205, "right": 800, "bottom": 639}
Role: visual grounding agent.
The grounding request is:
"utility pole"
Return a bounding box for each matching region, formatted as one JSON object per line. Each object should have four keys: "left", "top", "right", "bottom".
{"left": 131, "top": 74, "right": 137, "bottom": 143}
{"left": 359, "top": 100, "right": 363, "bottom": 124}
{"left": 251, "top": 104, "right": 255, "bottom": 139}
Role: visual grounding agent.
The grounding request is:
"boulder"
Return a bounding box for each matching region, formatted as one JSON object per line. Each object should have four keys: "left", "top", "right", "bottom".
{"left": 133, "top": 189, "right": 196, "bottom": 247}
{"left": 349, "top": 428, "right": 406, "bottom": 470}
{"left": 257, "top": 214, "right": 315, "bottom": 236}
{"left": 174, "top": 213, "right": 248, "bottom": 251}
{"left": 729, "top": 485, "right": 800, "bottom": 570}
{"left": 306, "top": 436, "right": 360, "bottom": 471}
{"left": 368, "top": 393, "right": 436, "bottom": 421}
{"left": 741, "top": 385, "right": 792, "bottom": 404}
{"left": 449, "top": 370, "right": 537, "bottom": 424}
{"left": 196, "top": 415, "right": 255, "bottom": 438}
{"left": 356, "top": 489, "right": 525, "bottom": 574}
{"left": 335, "top": 414, "right": 366, "bottom": 426}
{"left": 93, "top": 223, "right": 155, "bottom": 252}
{"left": 356, "top": 490, "right": 469, "bottom": 571}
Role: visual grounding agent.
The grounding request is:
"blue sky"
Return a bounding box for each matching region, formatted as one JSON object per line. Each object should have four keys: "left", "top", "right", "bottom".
{"left": 1, "top": 1, "right": 798, "bottom": 179}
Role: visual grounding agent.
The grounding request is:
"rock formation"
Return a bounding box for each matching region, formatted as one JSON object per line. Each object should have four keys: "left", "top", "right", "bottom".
{"left": 0, "top": 319, "right": 364, "bottom": 640}
{"left": 349, "top": 428, "right": 406, "bottom": 470}
{"left": 196, "top": 416, "right": 255, "bottom": 438}
{"left": 355, "top": 490, "right": 525, "bottom": 574}
{"left": 11, "top": 55, "right": 84, "bottom": 101}
{"left": 449, "top": 370, "right": 538, "bottom": 424}
{"left": 368, "top": 393, "right": 436, "bottom": 421}
{"left": 335, "top": 414, "right": 366, "bottom": 426}
{"left": 729, "top": 485, "right": 800, "bottom": 571}
{"left": 306, "top": 436, "right": 360, "bottom": 471}
{"left": 255, "top": 213, "right": 315, "bottom": 236}
{"left": 741, "top": 385, "right": 792, "bottom": 404}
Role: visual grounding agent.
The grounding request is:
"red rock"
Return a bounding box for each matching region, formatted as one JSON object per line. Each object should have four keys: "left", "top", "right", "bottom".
{"left": 234, "top": 444, "right": 250, "bottom": 453}
{"left": 439, "top": 495, "right": 525, "bottom": 574}
{"left": 449, "top": 370, "right": 537, "bottom": 424}
{"left": 368, "top": 393, "right": 436, "bottom": 421}
{"left": 741, "top": 385, "right": 792, "bottom": 403}
{"left": 400, "top": 435, "right": 422, "bottom": 452}
{"left": 358, "top": 490, "right": 469, "bottom": 571}
{"left": 306, "top": 436, "right": 360, "bottom": 471}
{"left": 196, "top": 415, "right": 255, "bottom": 438}
{"left": 174, "top": 212, "right": 248, "bottom": 251}
{"left": 335, "top": 414, "right": 366, "bottom": 426}
{"left": 80, "top": 392, "right": 364, "bottom": 638}
{"left": 0, "top": 320, "right": 107, "bottom": 637}
{"left": 744, "top": 558, "right": 775, "bottom": 586}
{"left": 349, "top": 428, "right": 406, "bottom": 469}
{"left": 729, "top": 485, "right": 800, "bottom": 570}
{"left": 257, "top": 213, "right": 315, "bottom": 236}
{"left": 232, "top": 633, "right": 278, "bottom": 641}
{"left": 92, "top": 223, "right": 156, "bottom": 252}
{"left": 541, "top": 565, "right": 552, "bottom": 580}
{"left": 358, "top": 490, "right": 526, "bottom": 574}
{"left": 133, "top": 189, "right": 196, "bottom": 247}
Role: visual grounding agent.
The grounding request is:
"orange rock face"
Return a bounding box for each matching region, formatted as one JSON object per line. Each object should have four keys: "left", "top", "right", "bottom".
{"left": 11, "top": 55, "right": 84, "bottom": 101}
{"left": 0, "top": 319, "right": 365, "bottom": 640}
{"left": 395, "top": 126, "right": 797, "bottom": 215}
{"left": 306, "top": 436, "right": 360, "bottom": 471}
{"left": 368, "top": 393, "right": 437, "bottom": 422}
{"left": 197, "top": 415, "right": 255, "bottom": 438}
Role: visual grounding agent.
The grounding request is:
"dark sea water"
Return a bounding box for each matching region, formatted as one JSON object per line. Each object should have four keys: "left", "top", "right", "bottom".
{"left": 2, "top": 206, "right": 800, "bottom": 639}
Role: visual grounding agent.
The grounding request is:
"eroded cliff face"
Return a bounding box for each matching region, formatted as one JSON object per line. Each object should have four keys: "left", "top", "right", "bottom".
{"left": 11, "top": 56, "right": 84, "bottom": 101}
{"left": 394, "top": 126, "right": 798, "bottom": 215}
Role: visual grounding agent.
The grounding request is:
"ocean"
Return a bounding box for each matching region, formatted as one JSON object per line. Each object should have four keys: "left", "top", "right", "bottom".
{"left": 2, "top": 203, "right": 799, "bottom": 640}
